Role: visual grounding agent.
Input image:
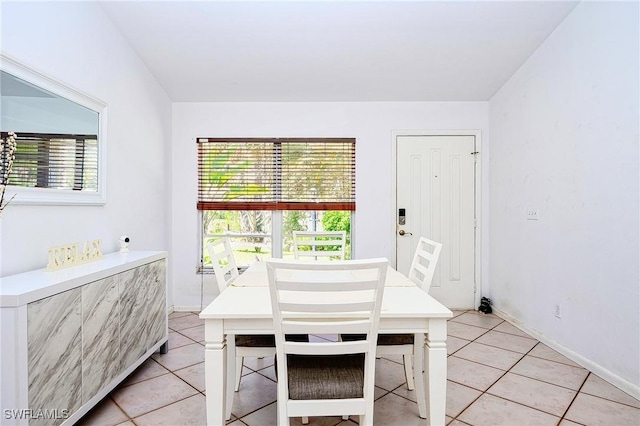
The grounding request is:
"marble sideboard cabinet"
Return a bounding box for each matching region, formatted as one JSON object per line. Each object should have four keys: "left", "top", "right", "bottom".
{"left": 0, "top": 251, "right": 168, "bottom": 426}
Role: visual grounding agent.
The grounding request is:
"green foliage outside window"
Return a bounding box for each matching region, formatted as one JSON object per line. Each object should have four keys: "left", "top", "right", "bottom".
{"left": 322, "top": 211, "right": 350, "bottom": 234}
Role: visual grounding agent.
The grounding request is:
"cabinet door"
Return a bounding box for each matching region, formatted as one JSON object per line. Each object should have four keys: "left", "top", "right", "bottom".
{"left": 118, "top": 268, "right": 147, "bottom": 371}
{"left": 119, "top": 260, "right": 168, "bottom": 372}
{"left": 144, "top": 259, "right": 167, "bottom": 351}
{"left": 82, "top": 276, "right": 119, "bottom": 403}
{"left": 28, "top": 288, "right": 82, "bottom": 425}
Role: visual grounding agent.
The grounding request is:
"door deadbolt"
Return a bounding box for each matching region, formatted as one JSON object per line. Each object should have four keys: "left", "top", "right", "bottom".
{"left": 398, "top": 208, "right": 406, "bottom": 225}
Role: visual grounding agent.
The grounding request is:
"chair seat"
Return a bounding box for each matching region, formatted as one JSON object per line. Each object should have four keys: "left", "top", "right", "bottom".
{"left": 287, "top": 354, "right": 365, "bottom": 400}
{"left": 235, "top": 334, "right": 276, "bottom": 347}
{"left": 341, "top": 333, "right": 414, "bottom": 346}
{"left": 377, "top": 334, "right": 414, "bottom": 346}
{"left": 237, "top": 334, "right": 310, "bottom": 349}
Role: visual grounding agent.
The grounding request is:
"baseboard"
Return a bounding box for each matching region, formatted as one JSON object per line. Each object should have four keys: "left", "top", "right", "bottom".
{"left": 171, "top": 305, "right": 204, "bottom": 313}
{"left": 491, "top": 306, "right": 640, "bottom": 401}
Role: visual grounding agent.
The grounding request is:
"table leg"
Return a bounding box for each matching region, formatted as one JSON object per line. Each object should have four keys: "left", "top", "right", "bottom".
{"left": 424, "top": 319, "right": 447, "bottom": 426}
{"left": 414, "top": 332, "right": 427, "bottom": 418}
{"left": 204, "top": 319, "right": 227, "bottom": 426}
{"left": 226, "top": 335, "right": 236, "bottom": 420}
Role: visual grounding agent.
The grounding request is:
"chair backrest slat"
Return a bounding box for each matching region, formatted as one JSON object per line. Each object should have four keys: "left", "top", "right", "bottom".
{"left": 279, "top": 300, "right": 377, "bottom": 314}
{"left": 293, "top": 231, "right": 347, "bottom": 260}
{"left": 407, "top": 237, "right": 443, "bottom": 291}
{"left": 283, "top": 340, "right": 370, "bottom": 356}
{"left": 276, "top": 279, "right": 379, "bottom": 292}
{"left": 206, "top": 238, "right": 240, "bottom": 293}
{"left": 282, "top": 320, "right": 371, "bottom": 336}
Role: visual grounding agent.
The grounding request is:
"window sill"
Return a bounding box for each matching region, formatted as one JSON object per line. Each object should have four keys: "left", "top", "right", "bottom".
{"left": 197, "top": 266, "right": 249, "bottom": 275}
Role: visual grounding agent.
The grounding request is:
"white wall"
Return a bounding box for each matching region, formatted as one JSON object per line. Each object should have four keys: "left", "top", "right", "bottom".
{"left": 489, "top": 1, "right": 639, "bottom": 393}
{"left": 171, "top": 102, "right": 489, "bottom": 309}
{"left": 0, "top": 2, "right": 172, "bottom": 277}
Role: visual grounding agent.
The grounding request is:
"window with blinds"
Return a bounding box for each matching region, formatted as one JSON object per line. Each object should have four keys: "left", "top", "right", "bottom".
{"left": 6, "top": 132, "right": 98, "bottom": 191}
{"left": 197, "top": 138, "right": 355, "bottom": 211}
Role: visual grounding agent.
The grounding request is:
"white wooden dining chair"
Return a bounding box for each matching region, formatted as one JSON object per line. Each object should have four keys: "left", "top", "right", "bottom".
{"left": 292, "top": 231, "right": 347, "bottom": 260}
{"left": 207, "top": 238, "right": 277, "bottom": 393}
{"left": 266, "top": 258, "right": 387, "bottom": 426}
{"left": 340, "top": 237, "right": 441, "bottom": 418}
{"left": 372, "top": 237, "right": 442, "bottom": 415}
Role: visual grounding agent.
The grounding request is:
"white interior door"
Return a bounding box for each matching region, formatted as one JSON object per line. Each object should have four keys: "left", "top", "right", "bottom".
{"left": 396, "top": 134, "right": 477, "bottom": 309}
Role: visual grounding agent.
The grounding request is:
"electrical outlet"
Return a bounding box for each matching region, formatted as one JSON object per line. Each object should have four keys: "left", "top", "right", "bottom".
{"left": 554, "top": 304, "right": 561, "bottom": 319}
{"left": 526, "top": 208, "right": 539, "bottom": 220}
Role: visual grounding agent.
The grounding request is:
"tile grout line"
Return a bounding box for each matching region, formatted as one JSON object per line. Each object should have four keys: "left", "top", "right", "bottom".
{"left": 556, "top": 372, "right": 597, "bottom": 426}
{"left": 454, "top": 330, "right": 596, "bottom": 424}
{"left": 506, "top": 368, "right": 586, "bottom": 393}
{"left": 107, "top": 395, "right": 134, "bottom": 426}
{"left": 467, "top": 392, "right": 563, "bottom": 423}
{"left": 235, "top": 400, "right": 278, "bottom": 424}
{"left": 572, "top": 376, "right": 640, "bottom": 410}
{"left": 114, "top": 367, "right": 204, "bottom": 423}
{"left": 114, "top": 309, "right": 639, "bottom": 426}
{"left": 113, "top": 333, "right": 205, "bottom": 425}
{"left": 450, "top": 312, "right": 529, "bottom": 424}
{"left": 129, "top": 391, "right": 202, "bottom": 424}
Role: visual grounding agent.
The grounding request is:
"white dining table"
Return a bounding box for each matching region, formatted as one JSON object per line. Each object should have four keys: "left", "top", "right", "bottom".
{"left": 199, "top": 261, "right": 452, "bottom": 425}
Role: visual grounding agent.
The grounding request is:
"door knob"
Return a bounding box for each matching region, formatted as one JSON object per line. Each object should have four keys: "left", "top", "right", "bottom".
{"left": 398, "top": 230, "right": 413, "bottom": 236}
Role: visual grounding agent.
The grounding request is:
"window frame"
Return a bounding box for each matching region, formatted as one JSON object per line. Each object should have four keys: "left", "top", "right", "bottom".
{"left": 197, "top": 137, "right": 356, "bottom": 272}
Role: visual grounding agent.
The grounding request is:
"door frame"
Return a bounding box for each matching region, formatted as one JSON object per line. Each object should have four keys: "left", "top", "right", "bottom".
{"left": 391, "top": 130, "right": 483, "bottom": 309}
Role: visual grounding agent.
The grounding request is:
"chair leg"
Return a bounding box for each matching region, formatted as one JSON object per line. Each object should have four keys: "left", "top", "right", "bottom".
{"left": 276, "top": 406, "right": 288, "bottom": 426}
{"left": 403, "top": 354, "right": 415, "bottom": 390}
{"left": 235, "top": 356, "right": 244, "bottom": 391}
{"left": 359, "top": 414, "right": 373, "bottom": 426}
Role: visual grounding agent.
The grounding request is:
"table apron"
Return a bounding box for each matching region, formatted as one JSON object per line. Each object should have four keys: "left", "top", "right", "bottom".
{"left": 204, "top": 317, "right": 435, "bottom": 337}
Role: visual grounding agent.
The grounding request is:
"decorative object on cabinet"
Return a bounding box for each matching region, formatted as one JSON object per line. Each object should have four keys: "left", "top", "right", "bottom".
{"left": 0, "top": 251, "right": 168, "bottom": 426}
{"left": 119, "top": 235, "right": 130, "bottom": 253}
{"left": 46, "top": 239, "right": 103, "bottom": 270}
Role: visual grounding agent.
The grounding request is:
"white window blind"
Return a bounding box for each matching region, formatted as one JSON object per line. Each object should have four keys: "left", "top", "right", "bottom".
{"left": 197, "top": 138, "right": 356, "bottom": 211}
{"left": 7, "top": 132, "right": 98, "bottom": 191}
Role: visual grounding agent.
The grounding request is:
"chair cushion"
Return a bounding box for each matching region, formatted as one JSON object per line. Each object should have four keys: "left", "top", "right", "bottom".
{"left": 287, "top": 354, "right": 365, "bottom": 400}
{"left": 341, "top": 333, "right": 415, "bottom": 346}
{"left": 376, "top": 334, "right": 414, "bottom": 345}
{"left": 235, "top": 334, "right": 309, "bottom": 347}
{"left": 339, "top": 334, "right": 366, "bottom": 342}
{"left": 235, "top": 334, "right": 276, "bottom": 347}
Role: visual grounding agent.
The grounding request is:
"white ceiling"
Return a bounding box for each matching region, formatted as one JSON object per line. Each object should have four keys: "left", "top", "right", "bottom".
{"left": 99, "top": 1, "right": 579, "bottom": 102}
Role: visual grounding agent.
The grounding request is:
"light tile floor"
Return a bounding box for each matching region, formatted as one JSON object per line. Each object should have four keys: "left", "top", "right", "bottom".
{"left": 78, "top": 310, "right": 640, "bottom": 426}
